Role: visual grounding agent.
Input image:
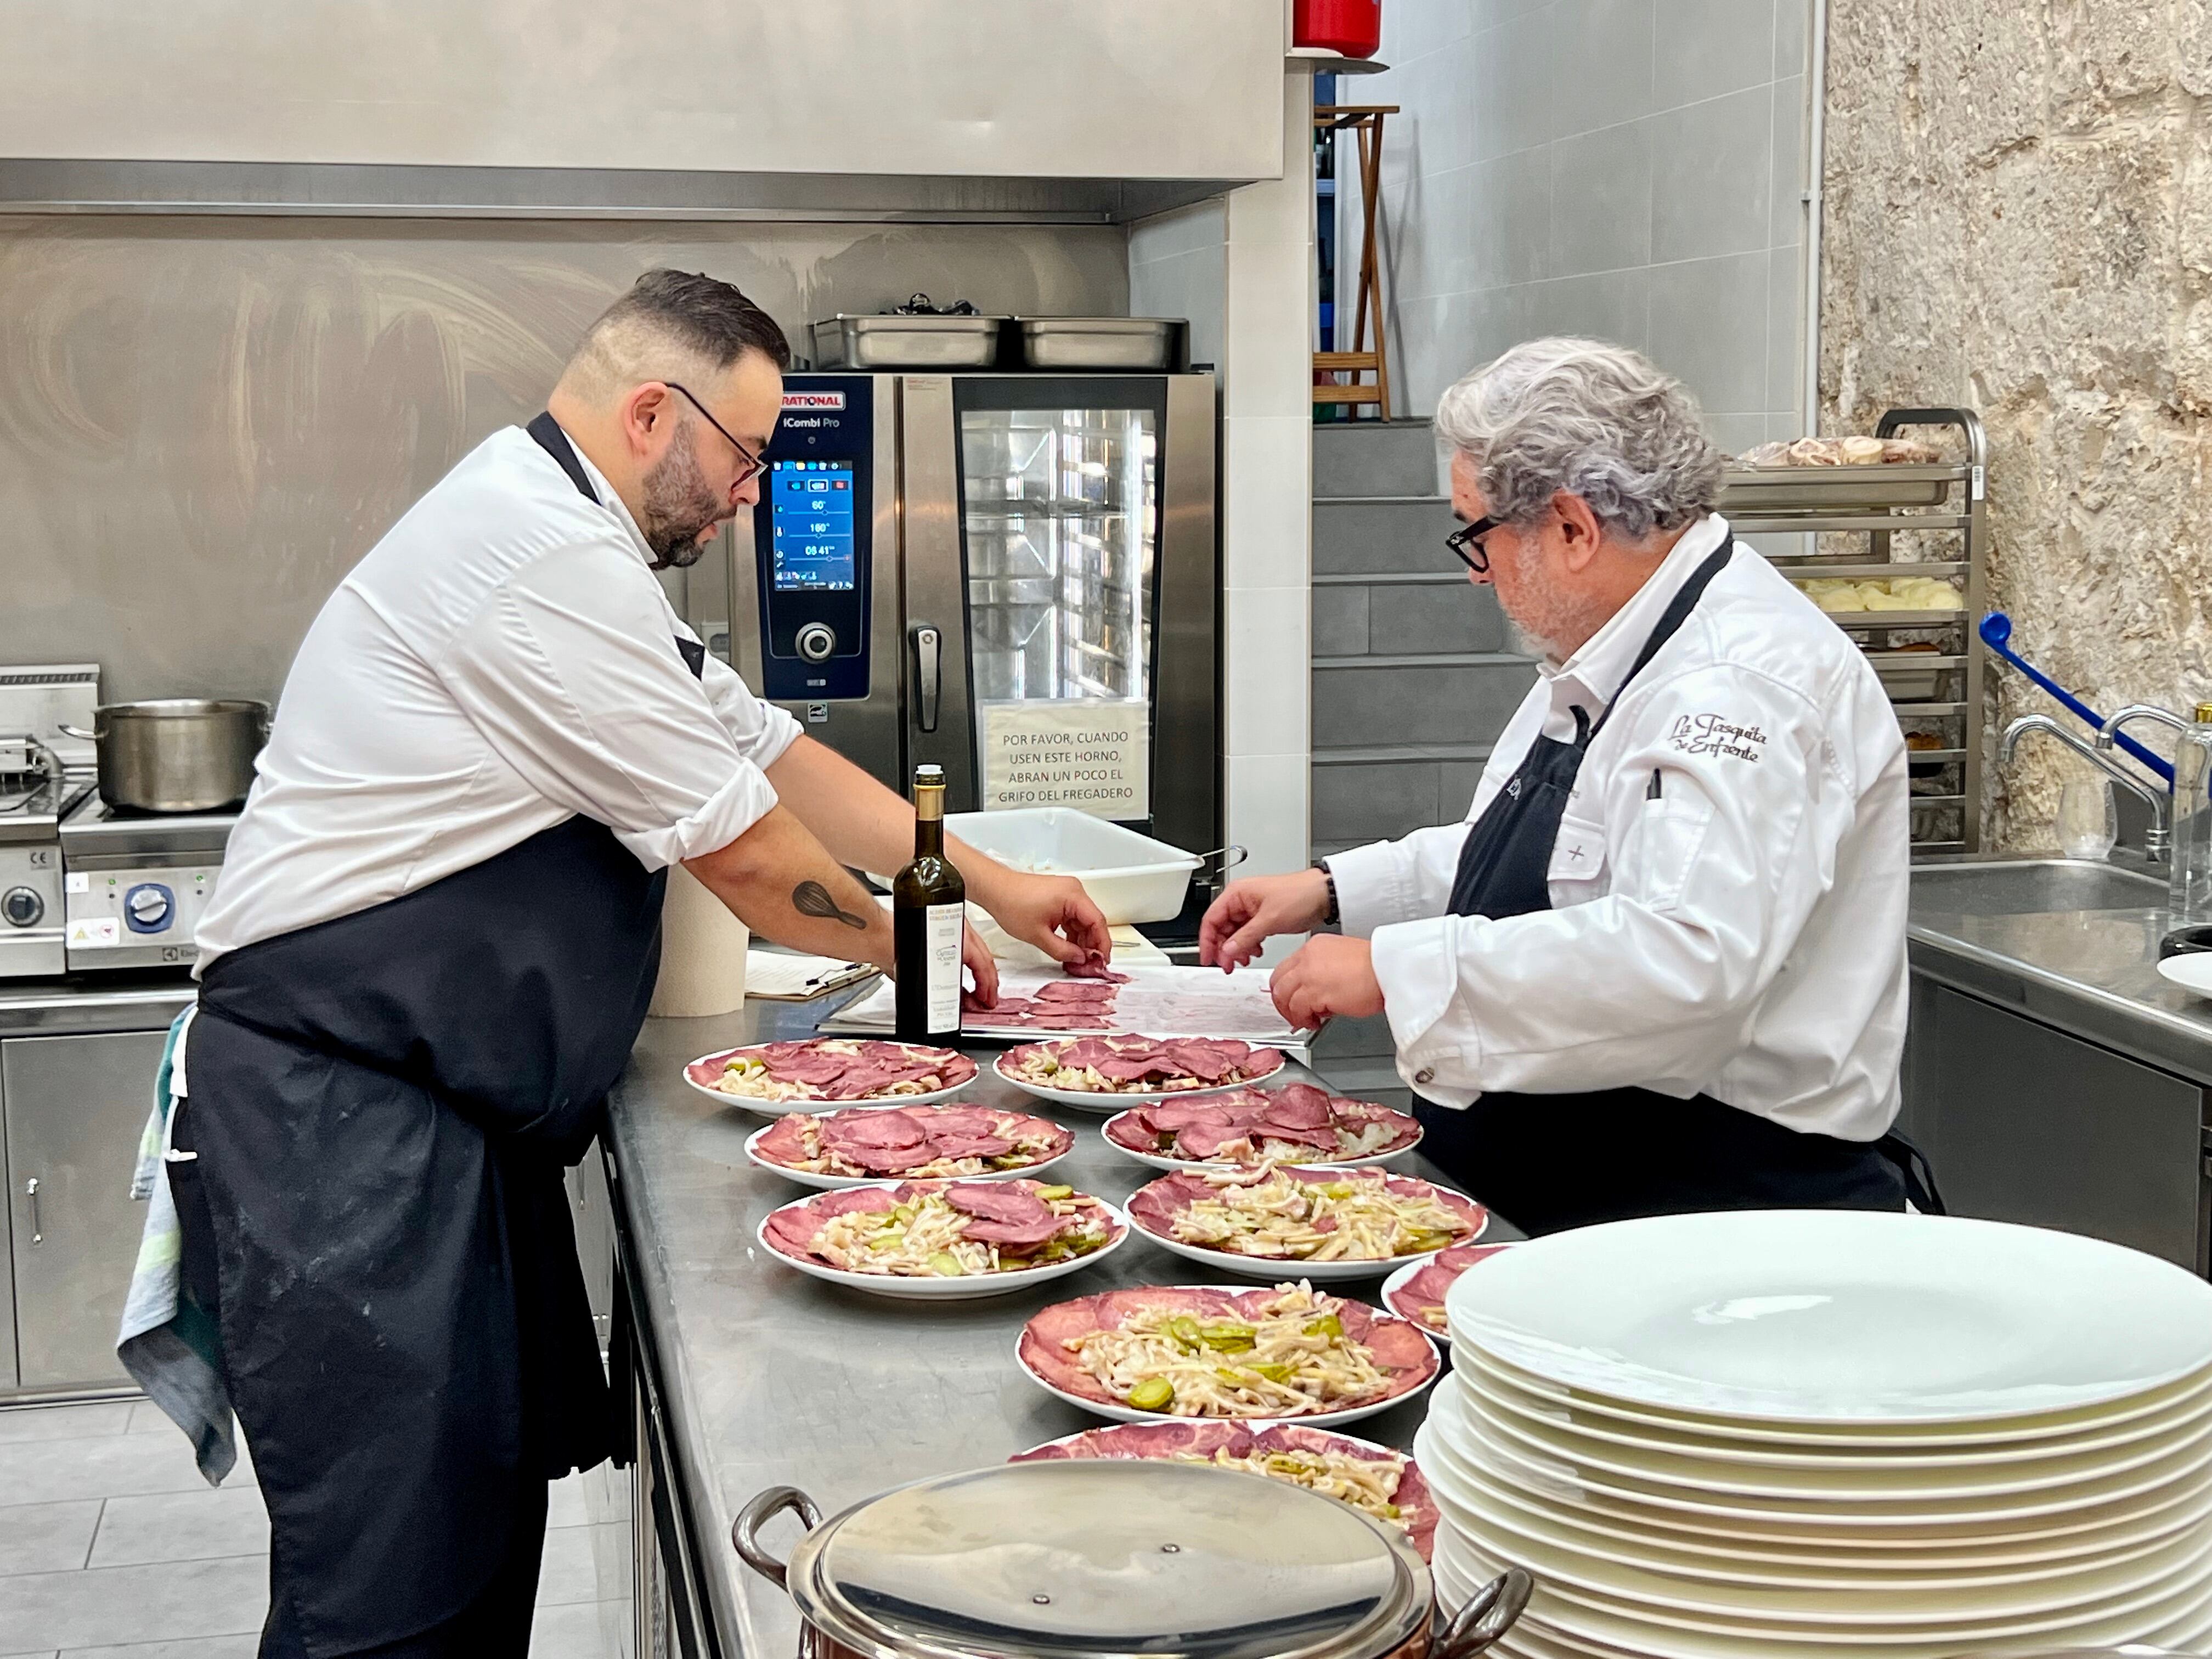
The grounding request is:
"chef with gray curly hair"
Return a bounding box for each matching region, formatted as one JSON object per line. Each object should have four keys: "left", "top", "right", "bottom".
{"left": 1201, "top": 337, "right": 1939, "bottom": 1233}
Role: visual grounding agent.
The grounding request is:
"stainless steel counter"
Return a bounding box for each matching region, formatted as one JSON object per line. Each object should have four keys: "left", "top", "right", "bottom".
{"left": 603, "top": 997, "right": 1475, "bottom": 1659}
{"left": 1908, "top": 860, "right": 2212, "bottom": 1087}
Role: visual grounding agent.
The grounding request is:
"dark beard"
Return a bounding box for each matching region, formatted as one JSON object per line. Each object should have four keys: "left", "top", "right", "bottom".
{"left": 640, "top": 421, "right": 727, "bottom": 569}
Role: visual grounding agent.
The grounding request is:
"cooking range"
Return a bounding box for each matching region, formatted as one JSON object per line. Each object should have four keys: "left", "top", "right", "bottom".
{"left": 0, "top": 665, "right": 241, "bottom": 979}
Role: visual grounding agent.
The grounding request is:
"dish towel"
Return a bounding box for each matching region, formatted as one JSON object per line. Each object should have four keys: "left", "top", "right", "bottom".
{"left": 116, "top": 1004, "right": 238, "bottom": 1485}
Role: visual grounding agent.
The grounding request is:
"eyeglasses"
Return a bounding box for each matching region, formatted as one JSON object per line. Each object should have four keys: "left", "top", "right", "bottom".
{"left": 663, "top": 382, "right": 767, "bottom": 492}
{"left": 1447, "top": 514, "right": 1505, "bottom": 573}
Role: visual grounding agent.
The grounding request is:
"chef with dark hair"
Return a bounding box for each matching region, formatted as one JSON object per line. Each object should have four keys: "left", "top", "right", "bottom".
{"left": 163, "top": 269, "right": 1110, "bottom": 1657}
{"left": 1201, "top": 338, "right": 1937, "bottom": 1236}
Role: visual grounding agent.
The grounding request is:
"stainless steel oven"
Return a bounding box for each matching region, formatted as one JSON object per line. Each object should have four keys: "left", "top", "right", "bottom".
{"left": 729, "top": 373, "right": 1218, "bottom": 859}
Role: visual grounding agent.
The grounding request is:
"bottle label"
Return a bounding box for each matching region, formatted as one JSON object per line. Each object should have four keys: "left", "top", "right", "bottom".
{"left": 924, "top": 902, "right": 963, "bottom": 1032}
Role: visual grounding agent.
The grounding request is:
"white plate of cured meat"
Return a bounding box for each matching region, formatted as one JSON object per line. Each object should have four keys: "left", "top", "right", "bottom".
{"left": 1009, "top": 1418, "right": 1441, "bottom": 1561}
{"left": 994, "top": 1034, "right": 1285, "bottom": 1111}
{"left": 744, "top": 1103, "right": 1075, "bottom": 1190}
{"left": 1102, "top": 1082, "right": 1423, "bottom": 1173}
{"left": 1381, "top": 1242, "right": 1522, "bottom": 1335}
{"left": 685, "top": 1038, "right": 977, "bottom": 1115}
{"left": 757, "top": 1178, "right": 1128, "bottom": 1300}
{"left": 1126, "top": 1166, "right": 1488, "bottom": 1283}
{"left": 1015, "top": 1282, "right": 1440, "bottom": 1429}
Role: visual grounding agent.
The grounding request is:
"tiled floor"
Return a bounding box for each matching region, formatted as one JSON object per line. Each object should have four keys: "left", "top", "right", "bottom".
{"left": 0, "top": 1399, "right": 632, "bottom": 1658}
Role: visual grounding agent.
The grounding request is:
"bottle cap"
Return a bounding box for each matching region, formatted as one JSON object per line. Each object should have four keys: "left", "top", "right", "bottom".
{"left": 915, "top": 764, "right": 944, "bottom": 784}
{"left": 2196, "top": 702, "right": 2212, "bottom": 725}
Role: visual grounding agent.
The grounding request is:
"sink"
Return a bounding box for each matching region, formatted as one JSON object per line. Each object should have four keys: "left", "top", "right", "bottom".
{"left": 1910, "top": 859, "right": 2166, "bottom": 918}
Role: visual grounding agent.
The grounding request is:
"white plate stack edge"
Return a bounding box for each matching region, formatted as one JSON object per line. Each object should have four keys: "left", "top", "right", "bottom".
{"left": 1421, "top": 1211, "right": 2212, "bottom": 1659}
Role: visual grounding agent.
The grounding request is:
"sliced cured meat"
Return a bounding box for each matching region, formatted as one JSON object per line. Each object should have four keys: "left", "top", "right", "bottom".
{"left": 961, "top": 1214, "right": 1068, "bottom": 1249}
{"left": 1057, "top": 1038, "right": 1121, "bottom": 1069}
{"left": 1125, "top": 1172, "right": 1211, "bottom": 1233}
{"left": 762, "top": 1186, "right": 898, "bottom": 1254}
{"left": 1259, "top": 1084, "right": 1335, "bottom": 1128}
{"left": 1094, "top": 1053, "right": 1172, "bottom": 1083}
{"left": 1034, "top": 980, "right": 1117, "bottom": 1003}
{"left": 1105, "top": 1114, "right": 1156, "bottom": 1152}
{"left": 944, "top": 1183, "right": 1052, "bottom": 1225}
{"left": 1173, "top": 1124, "right": 1251, "bottom": 1161}
{"left": 1386, "top": 1242, "right": 1517, "bottom": 1329}
{"left": 927, "top": 1134, "right": 1014, "bottom": 1160}
{"left": 1063, "top": 959, "right": 1131, "bottom": 983}
{"left": 1210, "top": 1040, "right": 1252, "bottom": 1063}
{"left": 1243, "top": 1047, "right": 1284, "bottom": 1076}
{"left": 821, "top": 1109, "right": 927, "bottom": 1148}
{"left": 1149, "top": 1101, "right": 1234, "bottom": 1134}
{"left": 1013, "top": 1421, "right": 1250, "bottom": 1462}
{"left": 754, "top": 1116, "right": 812, "bottom": 1163}
{"left": 1249, "top": 1120, "right": 1340, "bottom": 1152}
{"left": 837, "top": 1140, "right": 933, "bottom": 1174}
{"left": 1339, "top": 1300, "right": 1435, "bottom": 1372}
{"left": 1163, "top": 1043, "right": 1233, "bottom": 1082}
{"left": 766, "top": 1054, "right": 851, "bottom": 1086}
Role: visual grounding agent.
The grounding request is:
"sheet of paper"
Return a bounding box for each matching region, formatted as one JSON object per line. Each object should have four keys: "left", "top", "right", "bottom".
{"left": 978, "top": 698, "right": 1149, "bottom": 819}
{"left": 744, "top": 949, "right": 878, "bottom": 1001}
{"left": 820, "top": 962, "right": 1297, "bottom": 1046}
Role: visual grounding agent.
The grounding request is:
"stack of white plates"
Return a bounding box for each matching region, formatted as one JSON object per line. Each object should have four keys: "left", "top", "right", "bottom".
{"left": 1419, "top": 1211, "right": 2212, "bottom": 1659}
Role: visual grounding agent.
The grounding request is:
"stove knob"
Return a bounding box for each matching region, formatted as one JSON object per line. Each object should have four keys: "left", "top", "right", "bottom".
{"left": 125, "top": 883, "right": 173, "bottom": 932}
{"left": 795, "top": 622, "right": 837, "bottom": 663}
{"left": 1, "top": 887, "right": 42, "bottom": 929}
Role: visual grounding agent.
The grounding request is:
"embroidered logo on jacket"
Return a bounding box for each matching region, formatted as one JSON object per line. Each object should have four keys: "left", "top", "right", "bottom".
{"left": 1667, "top": 713, "right": 1768, "bottom": 763}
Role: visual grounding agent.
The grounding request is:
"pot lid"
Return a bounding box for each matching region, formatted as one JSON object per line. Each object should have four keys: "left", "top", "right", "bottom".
{"left": 786, "top": 1460, "right": 1430, "bottom": 1659}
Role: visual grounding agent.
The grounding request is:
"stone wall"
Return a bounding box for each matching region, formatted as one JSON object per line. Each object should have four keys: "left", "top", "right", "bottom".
{"left": 1820, "top": 0, "right": 2212, "bottom": 847}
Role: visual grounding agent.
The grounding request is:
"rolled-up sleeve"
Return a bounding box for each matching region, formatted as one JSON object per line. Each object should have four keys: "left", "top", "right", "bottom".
{"left": 1374, "top": 662, "right": 1831, "bottom": 1106}
{"left": 442, "top": 541, "right": 780, "bottom": 870}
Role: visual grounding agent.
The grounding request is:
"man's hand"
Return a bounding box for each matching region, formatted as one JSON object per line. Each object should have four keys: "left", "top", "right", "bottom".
{"left": 972, "top": 870, "right": 1114, "bottom": 971}
{"left": 1268, "top": 934, "right": 1384, "bottom": 1031}
{"left": 962, "top": 921, "right": 1000, "bottom": 1007}
{"left": 1199, "top": 868, "right": 1333, "bottom": 972}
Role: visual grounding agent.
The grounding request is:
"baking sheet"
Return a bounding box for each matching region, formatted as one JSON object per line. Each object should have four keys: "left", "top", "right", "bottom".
{"left": 819, "top": 962, "right": 1301, "bottom": 1047}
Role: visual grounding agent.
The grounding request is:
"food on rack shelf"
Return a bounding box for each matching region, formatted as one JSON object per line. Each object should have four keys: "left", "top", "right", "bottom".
{"left": 1011, "top": 1420, "right": 1440, "bottom": 1558}
{"left": 752, "top": 1104, "right": 1073, "bottom": 1180}
{"left": 761, "top": 1179, "right": 1121, "bottom": 1277}
{"left": 1002, "top": 1034, "right": 1285, "bottom": 1094}
{"left": 1905, "top": 732, "right": 1946, "bottom": 755}
{"left": 1019, "top": 1282, "right": 1438, "bottom": 1418}
{"left": 1128, "top": 1166, "right": 1485, "bottom": 1263}
{"left": 1741, "top": 436, "right": 1944, "bottom": 467}
{"left": 1796, "top": 577, "right": 1963, "bottom": 614}
{"left": 1384, "top": 1242, "right": 1520, "bottom": 1332}
{"left": 1105, "top": 1084, "right": 1421, "bottom": 1166}
{"left": 687, "top": 1039, "right": 975, "bottom": 1104}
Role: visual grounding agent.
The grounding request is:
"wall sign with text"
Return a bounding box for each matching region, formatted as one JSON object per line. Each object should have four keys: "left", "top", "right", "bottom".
{"left": 979, "top": 699, "right": 1149, "bottom": 819}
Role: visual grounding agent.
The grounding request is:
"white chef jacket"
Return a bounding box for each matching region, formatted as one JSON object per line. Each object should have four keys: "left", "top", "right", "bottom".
{"left": 1327, "top": 514, "right": 1909, "bottom": 1142}
{"left": 196, "top": 423, "right": 801, "bottom": 969}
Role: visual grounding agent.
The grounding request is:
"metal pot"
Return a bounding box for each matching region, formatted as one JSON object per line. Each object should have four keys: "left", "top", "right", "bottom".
{"left": 59, "top": 699, "right": 268, "bottom": 812}
{"left": 735, "top": 1462, "right": 1531, "bottom": 1659}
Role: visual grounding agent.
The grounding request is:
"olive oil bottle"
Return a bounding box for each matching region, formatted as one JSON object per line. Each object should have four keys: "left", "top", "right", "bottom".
{"left": 894, "top": 764, "right": 965, "bottom": 1042}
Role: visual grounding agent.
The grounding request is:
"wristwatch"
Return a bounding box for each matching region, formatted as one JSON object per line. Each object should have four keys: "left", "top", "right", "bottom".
{"left": 1312, "top": 859, "right": 1340, "bottom": 928}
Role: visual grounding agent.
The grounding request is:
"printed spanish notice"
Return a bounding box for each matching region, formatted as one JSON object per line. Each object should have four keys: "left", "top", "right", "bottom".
{"left": 979, "top": 699, "right": 1149, "bottom": 819}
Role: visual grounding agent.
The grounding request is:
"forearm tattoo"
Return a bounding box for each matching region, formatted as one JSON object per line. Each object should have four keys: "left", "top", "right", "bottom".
{"left": 793, "top": 879, "right": 870, "bottom": 930}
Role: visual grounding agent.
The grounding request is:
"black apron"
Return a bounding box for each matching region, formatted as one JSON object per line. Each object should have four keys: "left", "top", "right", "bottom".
{"left": 1411, "top": 539, "right": 1940, "bottom": 1235}
{"left": 176, "top": 414, "right": 677, "bottom": 1655}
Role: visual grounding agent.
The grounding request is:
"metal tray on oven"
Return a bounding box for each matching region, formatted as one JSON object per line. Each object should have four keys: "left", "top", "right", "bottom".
{"left": 808, "top": 314, "right": 1006, "bottom": 370}
{"left": 1721, "top": 464, "right": 1963, "bottom": 512}
{"left": 1013, "top": 317, "right": 1183, "bottom": 371}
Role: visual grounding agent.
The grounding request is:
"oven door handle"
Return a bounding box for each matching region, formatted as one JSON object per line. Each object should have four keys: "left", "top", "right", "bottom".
{"left": 910, "top": 624, "right": 941, "bottom": 733}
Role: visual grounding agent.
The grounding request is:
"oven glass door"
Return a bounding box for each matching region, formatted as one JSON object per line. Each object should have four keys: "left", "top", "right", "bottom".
{"left": 955, "top": 379, "right": 1164, "bottom": 826}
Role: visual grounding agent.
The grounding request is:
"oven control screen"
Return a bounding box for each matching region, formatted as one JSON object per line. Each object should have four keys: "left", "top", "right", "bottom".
{"left": 769, "top": 459, "right": 857, "bottom": 591}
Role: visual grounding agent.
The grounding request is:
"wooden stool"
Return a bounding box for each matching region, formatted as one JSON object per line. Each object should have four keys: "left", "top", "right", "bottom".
{"left": 1314, "top": 102, "right": 1400, "bottom": 420}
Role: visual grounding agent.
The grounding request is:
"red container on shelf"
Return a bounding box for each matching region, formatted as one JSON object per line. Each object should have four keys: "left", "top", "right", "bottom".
{"left": 1294, "top": 0, "right": 1381, "bottom": 59}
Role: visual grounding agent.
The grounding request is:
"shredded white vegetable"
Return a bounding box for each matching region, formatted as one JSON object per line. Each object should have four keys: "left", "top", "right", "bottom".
{"left": 1175, "top": 1446, "right": 1409, "bottom": 1529}
{"left": 1067, "top": 1283, "right": 1393, "bottom": 1417}
{"left": 783, "top": 1117, "right": 1062, "bottom": 1178}
{"left": 1169, "top": 1169, "right": 1469, "bottom": 1262}
{"left": 1012, "top": 1043, "right": 1260, "bottom": 1095}
{"left": 713, "top": 1041, "right": 952, "bottom": 1103}
{"left": 810, "top": 1191, "right": 1108, "bottom": 1278}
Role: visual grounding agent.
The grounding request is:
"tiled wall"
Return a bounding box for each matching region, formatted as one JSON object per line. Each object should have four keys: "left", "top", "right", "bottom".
{"left": 1134, "top": 72, "right": 1317, "bottom": 903}
{"left": 1344, "top": 0, "right": 1815, "bottom": 454}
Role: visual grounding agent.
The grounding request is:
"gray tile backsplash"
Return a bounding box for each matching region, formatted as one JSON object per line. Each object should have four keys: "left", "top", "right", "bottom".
{"left": 1370, "top": 580, "right": 1510, "bottom": 654}
{"left": 1312, "top": 661, "right": 1539, "bottom": 748}
{"left": 1360, "top": 0, "right": 1811, "bottom": 435}
{"left": 1314, "top": 499, "right": 1463, "bottom": 575}
{"left": 1312, "top": 586, "right": 1373, "bottom": 656}
{"left": 1311, "top": 760, "right": 1446, "bottom": 842}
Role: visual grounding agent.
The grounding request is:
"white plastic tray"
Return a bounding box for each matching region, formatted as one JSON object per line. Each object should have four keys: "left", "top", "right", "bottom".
{"left": 945, "top": 808, "right": 1200, "bottom": 925}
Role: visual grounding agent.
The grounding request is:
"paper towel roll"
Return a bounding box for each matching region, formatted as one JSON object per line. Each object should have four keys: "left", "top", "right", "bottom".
{"left": 651, "top": 864, "right": 750, "bottom": 1018}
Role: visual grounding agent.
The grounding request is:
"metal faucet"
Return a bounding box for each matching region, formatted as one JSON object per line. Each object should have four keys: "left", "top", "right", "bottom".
{"left": 2097, "top": 702, "right": 2191, "bottom": 755}
{"left": 2000, "top": 714, "right": 2171, "bottom": 859}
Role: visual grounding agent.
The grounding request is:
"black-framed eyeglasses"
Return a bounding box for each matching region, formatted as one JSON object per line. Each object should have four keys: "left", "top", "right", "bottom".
{"left": 1447, "top": 514, "right": 1504, "bottom": 573}
{"left": 664, "top": 381, "right": 767, "bottom": 491}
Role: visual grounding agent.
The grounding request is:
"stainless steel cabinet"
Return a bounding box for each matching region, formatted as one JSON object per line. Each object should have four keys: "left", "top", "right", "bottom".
{"left": 1902, "top": 979, "right": 2208, "bottom": 1272}
{"left": 2, "top": 1030, "right": 167, "bottom": 1390}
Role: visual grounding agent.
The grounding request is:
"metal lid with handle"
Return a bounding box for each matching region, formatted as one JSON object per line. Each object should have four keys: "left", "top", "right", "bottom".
{"left": 735, "top": 1461, "right": 1490, "bottom": 1659}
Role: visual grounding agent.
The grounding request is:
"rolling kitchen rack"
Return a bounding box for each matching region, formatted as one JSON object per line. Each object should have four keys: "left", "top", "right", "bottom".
{"left": 1718, "top": 408, "right": 1989, "bottom": 856}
